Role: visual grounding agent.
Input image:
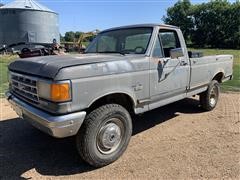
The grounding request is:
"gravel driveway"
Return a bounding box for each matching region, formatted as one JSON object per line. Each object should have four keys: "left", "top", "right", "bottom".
{"left": 0, "top": 93, "right": 239, "bottom": 179}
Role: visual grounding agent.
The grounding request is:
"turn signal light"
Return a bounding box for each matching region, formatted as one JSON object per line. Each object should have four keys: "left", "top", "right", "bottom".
{"left": 51, "top": 83, "right": 71, "bottom": 102}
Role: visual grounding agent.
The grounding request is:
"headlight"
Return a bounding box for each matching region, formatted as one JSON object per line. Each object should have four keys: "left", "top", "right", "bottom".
{"left": 37, "top": 80, "right": 72, "bottom": 102}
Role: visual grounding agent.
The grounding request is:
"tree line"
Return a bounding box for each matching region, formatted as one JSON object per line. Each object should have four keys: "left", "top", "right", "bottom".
{"left": 60, "top": 31, "right": 84, "bottom": 42}
{"left": 163, "top": 0, "right": 240, "bottom": 49}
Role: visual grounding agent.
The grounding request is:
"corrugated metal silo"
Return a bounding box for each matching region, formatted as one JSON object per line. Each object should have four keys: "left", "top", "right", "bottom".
{"left": 0, "top": 0, "right": 60, "bottom": 48}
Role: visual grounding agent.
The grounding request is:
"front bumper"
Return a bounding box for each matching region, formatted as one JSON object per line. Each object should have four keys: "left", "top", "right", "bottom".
{"left": 6, "top": 92, "right": 86, "bottom": 138}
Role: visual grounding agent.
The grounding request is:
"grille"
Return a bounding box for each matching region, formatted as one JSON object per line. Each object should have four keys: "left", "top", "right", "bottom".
{"left": 10, "top": 72, "right": 39, "bottom": 104}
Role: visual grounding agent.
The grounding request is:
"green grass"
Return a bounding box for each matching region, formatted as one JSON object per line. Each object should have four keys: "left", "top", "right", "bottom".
{"left": 190, "top": 49, "right": 240, "bottom": 92}
{"left": 0, "top": 55, "right": 17, "bottom": 97}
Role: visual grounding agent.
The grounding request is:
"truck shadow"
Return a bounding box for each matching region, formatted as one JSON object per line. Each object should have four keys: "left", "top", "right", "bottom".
{"left": 132, "top": 97, "right": 203, "bottom": 135}
{"left": 0, "top": 98, "right": 203, "bottom": 179}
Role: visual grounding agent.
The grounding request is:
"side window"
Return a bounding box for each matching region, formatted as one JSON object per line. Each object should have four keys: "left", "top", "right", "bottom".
{"left": 159, "top": 30, "right": 181, "bottom": 57}
{"left": 152, "top": 36, "right": 164, "bottom": 58}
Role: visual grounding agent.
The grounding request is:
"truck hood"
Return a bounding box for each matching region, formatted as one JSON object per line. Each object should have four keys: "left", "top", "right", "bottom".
{"left": 9, "top": 54, "right": 143, "bottom": 79}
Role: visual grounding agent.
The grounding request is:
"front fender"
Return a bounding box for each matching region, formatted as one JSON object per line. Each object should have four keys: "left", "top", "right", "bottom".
{"left": 70, "top": 75, "right": 139, "bottom": 113}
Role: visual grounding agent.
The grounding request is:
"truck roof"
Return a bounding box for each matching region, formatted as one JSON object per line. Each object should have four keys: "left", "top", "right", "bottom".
{"left": 101, "top": 24, "right": 179, "bottom": 33}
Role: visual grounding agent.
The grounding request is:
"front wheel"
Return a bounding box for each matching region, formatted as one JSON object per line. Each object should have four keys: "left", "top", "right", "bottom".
{"left": 76, "top": 104, "right": 132, "bottom": 167}
{"left": 200, "top": 80, "right": 220, "bottom": 111}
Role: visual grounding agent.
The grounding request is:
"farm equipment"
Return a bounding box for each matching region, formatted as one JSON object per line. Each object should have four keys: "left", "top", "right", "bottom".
{"left": 61, "top": 31, "right": 98, "bottom": 53}
{"left": 0, "top": 31, "right": 98, "bottom": 58}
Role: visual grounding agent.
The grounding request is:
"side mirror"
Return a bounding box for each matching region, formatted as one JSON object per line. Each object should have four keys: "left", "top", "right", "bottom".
{"left": 170, "top": 48, "right": 184, "bottom": 59}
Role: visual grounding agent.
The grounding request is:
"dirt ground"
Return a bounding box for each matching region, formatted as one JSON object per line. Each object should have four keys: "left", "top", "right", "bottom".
{"left": 0, "top": 93, "right": 239, "bottom": 179}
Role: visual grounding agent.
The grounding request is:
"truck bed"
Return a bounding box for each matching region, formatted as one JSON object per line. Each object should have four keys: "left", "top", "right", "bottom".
{"left": 190, "top": 55, "right": 233, "bottom": 89}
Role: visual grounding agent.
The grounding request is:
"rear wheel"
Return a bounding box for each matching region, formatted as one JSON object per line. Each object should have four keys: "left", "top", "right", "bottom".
{"left": 76, "top": 104, "right": 132, "bottom": 167}
{"left": 200, "top": 80, "right": 220, "bottom": 111}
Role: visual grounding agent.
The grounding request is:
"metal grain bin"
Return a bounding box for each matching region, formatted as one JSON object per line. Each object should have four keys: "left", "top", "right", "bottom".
{"left": 0, "top": 0, "right": 60, "bottom": 48}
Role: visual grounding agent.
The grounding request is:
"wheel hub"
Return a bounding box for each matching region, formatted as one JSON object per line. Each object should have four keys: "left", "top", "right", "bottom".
{"left": 97, "top": 120, "right": 122, "bottom": 154}
{"left": 209, "top": 86, "right": 217, "bottom": 106}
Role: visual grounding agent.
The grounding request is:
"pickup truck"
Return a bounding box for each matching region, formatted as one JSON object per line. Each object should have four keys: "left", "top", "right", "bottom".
{"left": 6, "top": 24, "right": 233, "bottom": 167}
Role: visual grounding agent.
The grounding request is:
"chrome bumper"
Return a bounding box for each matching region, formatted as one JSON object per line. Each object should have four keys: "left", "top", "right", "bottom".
{"left": 6, "top": 92, "right": 86, "bottom": 138}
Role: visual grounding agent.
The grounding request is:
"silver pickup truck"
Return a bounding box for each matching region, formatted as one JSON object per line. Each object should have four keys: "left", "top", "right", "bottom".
{"left": 6, "top": 24, "right": 233, "bottom": 167}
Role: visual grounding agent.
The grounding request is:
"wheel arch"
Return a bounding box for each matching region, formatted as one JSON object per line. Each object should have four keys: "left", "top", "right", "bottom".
{"left": 87, "top": 92, "right": 136, "bottom": 114}
{"left": 212, "top": 71, "right": 225, "bottom": 83}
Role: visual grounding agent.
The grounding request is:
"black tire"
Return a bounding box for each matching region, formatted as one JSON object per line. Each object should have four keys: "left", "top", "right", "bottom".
{"left": 200, "top": 80, "right": 220, "bottom": 111}
{"left": 76, "top": 104, "right": 132, "bottom": 167}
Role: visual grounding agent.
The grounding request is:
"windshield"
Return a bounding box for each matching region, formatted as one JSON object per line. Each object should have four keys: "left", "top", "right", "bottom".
{"left": 85, "top": 27, "right": 153, "bottom": 54}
